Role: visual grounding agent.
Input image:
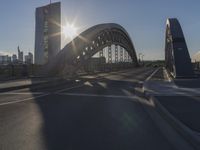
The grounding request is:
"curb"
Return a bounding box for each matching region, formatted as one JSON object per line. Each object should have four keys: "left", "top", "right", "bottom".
{"left": 163, "top": 67, "right": 173, "bottom": 82}
{"left": 149, "top": 96, "right": 200, "bottom": 149}
{"left": 0, "top": 79, "right": 63, "bottom": 92}
{"left": 140, "top": 68, "right": 200, "bottom": 149}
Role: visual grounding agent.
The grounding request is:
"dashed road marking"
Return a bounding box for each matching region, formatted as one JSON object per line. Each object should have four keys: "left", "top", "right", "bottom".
{"left": 0, "top": 69, "right": 155, "bottom": 106}
{"left": 54, "top": 84, "right": 87, "bottom": 94}
{"left": 0, "top": 83, "right": 87, "bottom": 106}
{"left": 145, "top": 68, "right": 160, "bottom": 81}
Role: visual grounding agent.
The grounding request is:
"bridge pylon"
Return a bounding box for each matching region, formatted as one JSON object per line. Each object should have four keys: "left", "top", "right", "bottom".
{"left": 165, "top": 18, "right": 194, "bottom": 78}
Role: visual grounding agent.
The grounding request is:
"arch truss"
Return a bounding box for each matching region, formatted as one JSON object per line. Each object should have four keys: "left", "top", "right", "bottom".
{"left": 165, "top": 18, "right": 193, "bottom": 78}
{"left": 47, "top": 23, "right": 138, "bottom": 75}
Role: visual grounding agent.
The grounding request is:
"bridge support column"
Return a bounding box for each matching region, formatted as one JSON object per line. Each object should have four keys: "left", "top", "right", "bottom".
{"left": 115, "top": 45, "right": 118, "bottom": 63}
{"left": 99, "top": 50, "right": 103, "bottom": 57}
{"left": 108, "top": 45, "right": 112, "bottom": 63}
{"left": 108, "top": 45, "right": 112, "bottom": 71}
{"left": 124, "top": 50, "right": 128, "bottom": 62}
{"left": 119, "top": 46, "right": 123, "bottom": 69}
{"left": 128, "top": 54, "right": 131, "bottom": 62}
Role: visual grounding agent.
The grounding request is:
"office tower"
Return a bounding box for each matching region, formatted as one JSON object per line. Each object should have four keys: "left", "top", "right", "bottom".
{"left": 12, "top": 54, "right": 17, "bottom": 63}
{"left": 25, "top": 52, "right": 33, "bottom": 64}
{"left": 18, "top": 46, "right": 23, "bottom": 63}
{"left": 35, "top": 2, "right": 61, "bottom": 65}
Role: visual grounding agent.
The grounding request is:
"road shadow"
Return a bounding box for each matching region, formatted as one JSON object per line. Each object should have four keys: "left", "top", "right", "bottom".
{"left": 155, "top": 96, "right": 200, "bottom": 133}
{"left": 174, "top": 79, "right": 200, "bottom": 88}
{"left": 28, "top": 76, "right": 175, "bottom": 150}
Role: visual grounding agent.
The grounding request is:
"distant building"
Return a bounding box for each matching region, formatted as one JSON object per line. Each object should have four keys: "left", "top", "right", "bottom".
{"left": 35, "top": 2, "right": 61, "bottom": 65}
{"left": 25, "top": 52, "right": 33, "bottom": 64}
{"left": 12, "top": 54, "right": 17, "bottom": 63}
{"left": 89, "top": 57, "right": 106, "bottom": 64}
{"left": 18, "top": 46, "right": 23, "bottom": 63}
{"left": 0, "top": 55, "right": 11, "bottom": 64}
{"left": 84, "top": 57, "right": 106, "bottom": 71}
{"left": 193, "top": 51, "right": 200, "bottom": 69}
{"left": 193, "top": 51, "right": 200, "bottom": 62}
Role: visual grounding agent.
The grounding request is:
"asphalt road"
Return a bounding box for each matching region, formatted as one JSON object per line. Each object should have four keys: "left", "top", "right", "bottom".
{"left": 156, "top": 96, "right": 200, "bottom": 133}
{"left": 0, "top": 68, "right": 195, "bottom": 150}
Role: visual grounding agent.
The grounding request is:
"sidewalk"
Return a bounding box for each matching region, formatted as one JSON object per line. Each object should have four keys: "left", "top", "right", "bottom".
{"left": 144, "top": 67, "right": 200, "bottom": 96}
{"left": 0, "top": 78, "right": 60, "bottom": 92}
{"left": 142, "top": 68, "right": 200, "bottom": 149}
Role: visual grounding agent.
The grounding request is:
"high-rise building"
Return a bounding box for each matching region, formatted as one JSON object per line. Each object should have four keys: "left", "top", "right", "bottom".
{"left": 193, "top": 51, "right": 200, "bottom": 62}
{"left": 35, "top": 2, "right": 61, "bottom": 65}
{"left": 0, "top": 55, "right": 11, "bottom": 64}
{"left": 25, "top": 52, "right": 33, "bottom": 64}
{"left": 193, "top": 51, "right": 200, "bottom": 70}
{"left": 18, "top": 46, "right": 23, "bottom": 63}
{"left": 12, "top": 54, "right": 17, "bottom": 63}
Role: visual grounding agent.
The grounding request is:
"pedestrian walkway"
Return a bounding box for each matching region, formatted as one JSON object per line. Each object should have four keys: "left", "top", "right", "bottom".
{"left": 144, "top": 68, "right": 200, "bottom": 96}
{"left": 143, "top": 68, "right": 200, "bottom": 134}
{"left": 0, "top": 78, "right": 60, "bottom": 92}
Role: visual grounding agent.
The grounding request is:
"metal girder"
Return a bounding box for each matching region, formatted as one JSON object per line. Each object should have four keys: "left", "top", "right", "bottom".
{"left": 115, "top": 45, "right": 118, "bottom": 63}
{"left": 165, "top": 18, "right": 194, "bottom": 78}
{"left": 128, "top": 54, "right": 131, "bottom": 62}
{"left": 124, "top": 50, "right": 128, "bottom": 62}
{"left": 120, "top": 46, "right": 123, "bottom": 62}
{"left": 108, "top": 45, "right": 112, "bottom": 63}
{"left": 46, "top": 23, "right": 139, "bottom": 76}
{"left": 99, "top": 50, "right": 103, "bottom": 57}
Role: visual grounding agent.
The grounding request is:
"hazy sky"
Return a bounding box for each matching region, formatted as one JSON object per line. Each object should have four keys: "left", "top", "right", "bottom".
{"left": 0, "top": 0, "right": 200, "bottom": 60}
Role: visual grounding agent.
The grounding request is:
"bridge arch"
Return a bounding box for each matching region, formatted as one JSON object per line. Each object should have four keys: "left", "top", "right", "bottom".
{"left": 165, "top": 18, "right": 193, "bottom": 78}
{"left": 47, "top": 23, "right": 138, "bottom": 75}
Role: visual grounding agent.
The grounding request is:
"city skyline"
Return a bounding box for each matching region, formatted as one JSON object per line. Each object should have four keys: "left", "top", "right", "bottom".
{"left": 0, "top": 0, "right": 200, "bottom": 60}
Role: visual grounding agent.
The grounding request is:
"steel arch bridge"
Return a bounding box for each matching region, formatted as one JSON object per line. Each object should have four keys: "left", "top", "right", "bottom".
{"left": 46, "top": 23, "right": 138, "bottom": 76}
{"left": 165, "top": 18, "right": 193, "bottom": 78}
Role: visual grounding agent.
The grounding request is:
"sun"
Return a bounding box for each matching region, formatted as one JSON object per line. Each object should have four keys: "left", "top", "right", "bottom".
{"left": 62, "top": 23, "right": 78, "bottom": 40}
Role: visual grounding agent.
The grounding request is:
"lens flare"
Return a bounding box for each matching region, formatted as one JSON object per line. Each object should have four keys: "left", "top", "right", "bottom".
{"left": 62, "top": 23, "right": 78, "bottom": 40}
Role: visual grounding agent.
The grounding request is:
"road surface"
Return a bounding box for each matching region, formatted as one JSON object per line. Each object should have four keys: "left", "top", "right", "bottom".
{"left": 0, "top": 68, "right": 195, "bottom": 150}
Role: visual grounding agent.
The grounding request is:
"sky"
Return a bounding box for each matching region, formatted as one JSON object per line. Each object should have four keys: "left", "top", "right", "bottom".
{"left": 0, "top": 0, "right": 200, "bottom": 60}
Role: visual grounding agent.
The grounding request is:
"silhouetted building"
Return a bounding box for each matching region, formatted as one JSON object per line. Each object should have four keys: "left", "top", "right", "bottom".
{"left": 84, "top": 57, "right": 106, "bottom": 71}
{"left": 18, "top": 46, "right": 23, "bottom": 63}
{"left": 0, "top": 55, "right": 11, "bottom": 64}
{"left": 25, "top": 52, "right": 33, "bottom": 64}
{"left": 35, "top": 2, "right": 61, "bottom": 65}
{"left": 193, "top": 51, "right": 200, "bottom": 70}
{"left": 12, "top": 54, "right": 17, "bottom": 63}
{"left": 193, "top": 51, "right": 200, "bottom": 62}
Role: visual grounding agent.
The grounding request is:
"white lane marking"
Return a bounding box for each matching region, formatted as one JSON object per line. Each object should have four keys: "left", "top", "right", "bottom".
{"left": 145, "top": 68, "right": 160, "bottom": 81}
{"left": 0, "top": 83, "right": 87, "bottom": 106}
{"left": 57, "top": 92, "right": 137, "bottom": 99}
{"left": 0, "top": 93, "right": 50, "bottom": 106}
{"left": 97, "top": 82, "right": 107, "bottom": 88}
{"left": 0, "top": 92, "right": 44, "bottom": 95}
{"left": 0, "top": 69, "right": 152, "bottom": 106}
{"left": 54, "top": 81, "right": 96, "bottom": 94}
{"left": 54, "top": 84, "right": 86, "bottom": 94}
